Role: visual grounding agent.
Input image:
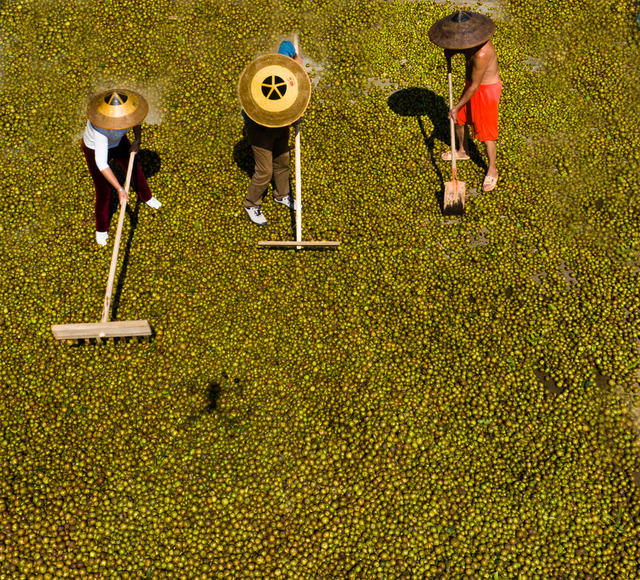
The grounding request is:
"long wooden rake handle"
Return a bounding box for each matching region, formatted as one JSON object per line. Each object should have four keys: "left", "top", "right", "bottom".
{"left": 294, "top": 122, "right": 302, "bottom": 248}
{"left": 101, "top": 152, "right": 136, "bottom": 323}
{"left": 447, "top": 68, "right": 457, "bottom": 181}
{"left": 294, "top": 33, "right": 302, "bottom": 250}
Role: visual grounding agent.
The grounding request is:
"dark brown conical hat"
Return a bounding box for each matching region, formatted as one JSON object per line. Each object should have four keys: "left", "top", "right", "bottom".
{"left": 238, "top": 54, "right": 311, "bottom": 128}
{"left": 87, "top": 89, "right": 149, "bottom": 130}
{"left": 428, "top": 10, "right": 495, "bottom": 50}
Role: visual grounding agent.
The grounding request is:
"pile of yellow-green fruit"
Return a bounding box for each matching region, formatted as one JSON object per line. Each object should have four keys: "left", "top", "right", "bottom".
{"left": 1, "top": 0, "right": 639, "bottom": 576}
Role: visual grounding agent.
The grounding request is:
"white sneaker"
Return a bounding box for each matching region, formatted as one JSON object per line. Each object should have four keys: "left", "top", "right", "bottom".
{"left": 274, "top": 195, "right": 295, "bottom": 210}
{"left": 244, "top": 206, "right": 267, "bottom": 226}
{"left": 146, "top": 196, "right": 162, "bottom": 209}
{"left": 95, "top": 231, "right": 108, "bottom": 246}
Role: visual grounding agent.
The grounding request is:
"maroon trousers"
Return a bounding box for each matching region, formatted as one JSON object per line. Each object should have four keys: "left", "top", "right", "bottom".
{"left": 81, "top": 137, "right": 151, "bottom": 232}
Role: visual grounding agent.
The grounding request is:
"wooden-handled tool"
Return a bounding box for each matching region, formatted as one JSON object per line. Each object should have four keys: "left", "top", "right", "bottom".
{"left": 443, "top": 62, "right": 466, "bottom": 215}
{"left": 258, "top": 34, "right": 340, "bottom": 250}
{"left": 52, "top": 152, "right": 152, "bottom": 341}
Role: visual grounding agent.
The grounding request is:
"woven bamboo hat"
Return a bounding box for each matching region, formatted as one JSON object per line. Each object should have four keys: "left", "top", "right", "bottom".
{"left": 238, "top": 54, "right": 311, "bottom": 128}
{"left": 428, "top": 10, "right": 495, "bottom": 50}
{"left": 87, "top": 89, "right": 149, "bottom": 130}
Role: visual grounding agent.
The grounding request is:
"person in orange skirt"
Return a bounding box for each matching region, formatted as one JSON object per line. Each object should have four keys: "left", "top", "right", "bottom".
{"left": 82, "top": 89, "right": 162, "bottom": 246}
{"left": 441, "top": 40, "right": 502, "bottom": 192}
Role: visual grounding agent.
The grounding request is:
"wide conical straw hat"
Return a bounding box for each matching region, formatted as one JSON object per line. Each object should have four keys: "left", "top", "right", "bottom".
{"left": 87, "top": 89, "right": 149, "bottom": 130}
{"left": 428, "top": 10, "right": 495, "bottom": 50}
{"left": 238, "top": 54, "right": 311, "bottom": 128}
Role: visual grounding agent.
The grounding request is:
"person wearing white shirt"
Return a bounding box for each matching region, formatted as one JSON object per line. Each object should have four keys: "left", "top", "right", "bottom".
{"left": 82, "top": 90, "right": 162, "bottom": 246}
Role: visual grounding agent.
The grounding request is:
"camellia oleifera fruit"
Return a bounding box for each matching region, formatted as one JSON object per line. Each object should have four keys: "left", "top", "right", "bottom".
{"left": 0, "top": 0, "right": 638, "bottom": 576}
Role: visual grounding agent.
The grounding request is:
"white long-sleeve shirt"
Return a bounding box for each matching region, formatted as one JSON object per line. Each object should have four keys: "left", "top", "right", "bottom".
{"left": 82, "top": 121, "right": 128, "bottom": 171}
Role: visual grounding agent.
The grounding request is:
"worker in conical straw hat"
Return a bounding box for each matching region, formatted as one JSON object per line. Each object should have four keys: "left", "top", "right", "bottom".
{"left": 238, "top": 40, "right": 311, "bottom": 226}
{"left": 82, "top": 89, "right": 162, "bottom": 246}
{"left": 429, "top": 11, "right": 502, "bottom": 192}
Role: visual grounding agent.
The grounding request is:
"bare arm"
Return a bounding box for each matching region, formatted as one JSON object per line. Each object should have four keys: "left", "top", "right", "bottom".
{"left": 100, "top": 167, "right": 128, "bottom": 203}
{"left": 106, "top": 126, "right": 142, "bottom": 202}
{"left": 99, "top": 126, "right": 143, "bottom": 203}
{"left": 92, "top": 130, "right": 129, "bottom": 203}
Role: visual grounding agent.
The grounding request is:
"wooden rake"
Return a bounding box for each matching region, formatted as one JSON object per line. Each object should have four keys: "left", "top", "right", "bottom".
{"left": 258, "top": 35, "right": 340, "bottom": 251}
{"left": 52, "top": 152, "right": 152, "bottom": 342}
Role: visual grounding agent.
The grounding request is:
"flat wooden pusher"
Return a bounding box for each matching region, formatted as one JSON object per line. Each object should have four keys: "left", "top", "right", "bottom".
{"left": 239, "top": 34, "right": 339, "bottom": 250}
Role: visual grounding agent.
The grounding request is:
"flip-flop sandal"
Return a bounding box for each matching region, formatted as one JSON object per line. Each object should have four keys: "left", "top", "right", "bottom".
{"left": 483, "top": 175, "right": 498, "bottom": 192}
{"left": 441, "top": 150, "right": 470, "bottom": 161}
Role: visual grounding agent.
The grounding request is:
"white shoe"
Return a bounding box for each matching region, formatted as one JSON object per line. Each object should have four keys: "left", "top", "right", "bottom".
{"left": 244, "top": 206, "right": 267, "bottom": 226}
{"left": 274, "top": 195, "right": 295, "bottom": 210}
{"left": 146, "top": 196, "right": 162, "bottom": 209}
{"left": 95, "top": 231, "right": 108, "bottom": 246}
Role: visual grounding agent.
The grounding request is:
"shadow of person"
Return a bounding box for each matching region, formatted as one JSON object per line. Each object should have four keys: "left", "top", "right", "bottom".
{"left": 111, "top": 199, "right": 140, "bottom": 321}
{"left": 233, "top": 132, "right": 256, "bottom": 179}
{"left": 388, "top": 87, "right": 449, "bottom": 136}
{"left": 205, "top": 380, "right": 222, "bottom": 413}
{"left": 137, "top": 149, "right": 162, "bottom": 179}
{"left": 387, "top": 87, "right": 486, "bottom": 207}
{"left": 388, "top": 88, "right": 448, "bottom": 207}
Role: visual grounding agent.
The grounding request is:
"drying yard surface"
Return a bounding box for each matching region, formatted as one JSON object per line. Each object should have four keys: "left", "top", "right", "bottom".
{"left": 1, "top": 0, "right": 639, "bottom": 576}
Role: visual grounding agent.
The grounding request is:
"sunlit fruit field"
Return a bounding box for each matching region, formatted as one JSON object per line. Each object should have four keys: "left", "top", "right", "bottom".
{"left": 1, "top": 0, "right": 640, "bottom": 576}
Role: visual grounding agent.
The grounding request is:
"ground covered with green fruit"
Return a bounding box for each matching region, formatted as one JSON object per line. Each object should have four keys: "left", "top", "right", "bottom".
{"left": 1, "top": 0, "right": 640, "bottom": 576}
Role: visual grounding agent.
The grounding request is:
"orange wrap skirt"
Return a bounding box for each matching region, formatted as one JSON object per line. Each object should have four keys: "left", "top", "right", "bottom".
{"left": 456, "top": 81, "right": 502, "bottom": 141}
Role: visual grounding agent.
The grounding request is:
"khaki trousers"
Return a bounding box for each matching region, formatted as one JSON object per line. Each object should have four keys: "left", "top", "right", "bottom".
{"left": 244, "top": 122, "right": 290, "bottom": 208}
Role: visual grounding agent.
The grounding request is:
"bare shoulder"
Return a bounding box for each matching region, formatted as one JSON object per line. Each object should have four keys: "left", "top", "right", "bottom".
{"left": 475, "top": 41, "right": 496, "bottom": 61}
{"left": 469, "top": 40, "right": 500, "bottom": 82}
